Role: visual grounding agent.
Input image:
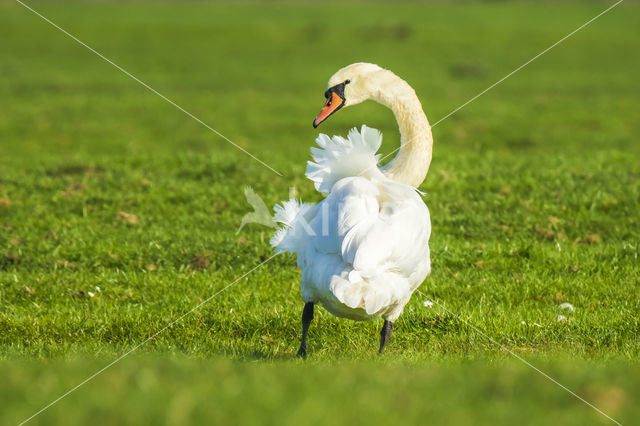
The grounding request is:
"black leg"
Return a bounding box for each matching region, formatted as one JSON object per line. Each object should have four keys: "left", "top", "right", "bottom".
{"left": 378, "top": 320, "right": 394, "bottom": 354}
{"left": 296, "top": 302, "right": 314, "bottom": 359}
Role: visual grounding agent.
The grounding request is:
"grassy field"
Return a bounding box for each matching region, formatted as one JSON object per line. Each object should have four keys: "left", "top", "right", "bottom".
{"left": 1, "top": 0, "right": 639, "bottom": 424}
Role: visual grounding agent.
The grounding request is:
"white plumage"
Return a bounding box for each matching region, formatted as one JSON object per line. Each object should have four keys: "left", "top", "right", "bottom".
{"left": 272, "top": 63, "right": 434, "bottom": 355}
{"left": 272, "top": 125, "right": 431, "bottom": 322}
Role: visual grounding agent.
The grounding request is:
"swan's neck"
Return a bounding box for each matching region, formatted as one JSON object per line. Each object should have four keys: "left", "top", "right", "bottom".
{"left": 373, "top": 74, "right": 432, "bottom": 187}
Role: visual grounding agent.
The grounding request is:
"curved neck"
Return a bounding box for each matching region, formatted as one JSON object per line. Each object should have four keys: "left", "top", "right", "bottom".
{"left": 371, "top": 72, "right": 432, "bottom": 187}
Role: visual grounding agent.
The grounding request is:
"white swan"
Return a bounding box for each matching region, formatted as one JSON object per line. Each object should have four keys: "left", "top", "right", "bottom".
{"left": 271, "top": 63, "right": 433, "bottom": 356}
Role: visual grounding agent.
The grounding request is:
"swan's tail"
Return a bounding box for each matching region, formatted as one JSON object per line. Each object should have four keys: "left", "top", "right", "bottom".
{"left": 330, "top": 269, "right": 410, "bottom": 318}
{"left": 270, "top": 198, "right": 314, "bottom": 255}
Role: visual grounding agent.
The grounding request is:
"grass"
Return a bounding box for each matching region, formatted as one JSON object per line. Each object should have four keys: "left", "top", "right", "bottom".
{"left": 2, "top": 358, "right": 639, "bottom": 426}
{"left": 1, "top": 0, "right": 639, "bottom": 424}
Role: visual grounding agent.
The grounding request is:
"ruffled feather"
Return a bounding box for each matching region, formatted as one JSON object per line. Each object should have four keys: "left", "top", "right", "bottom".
{"left": 305, "top": 125, "right": 385, "bottom": 193}
{"left": 270, "top": 198, "right": 315, "bottom": 254}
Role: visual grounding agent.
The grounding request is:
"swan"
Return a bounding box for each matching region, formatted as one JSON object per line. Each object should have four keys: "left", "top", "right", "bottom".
{"left": 271, "top": 63, "right": 433, "bottom": 356}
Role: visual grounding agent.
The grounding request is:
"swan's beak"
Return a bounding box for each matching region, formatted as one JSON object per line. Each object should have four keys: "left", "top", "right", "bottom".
{"left": 313, "top": 91, "right": 344, "bottom": 128}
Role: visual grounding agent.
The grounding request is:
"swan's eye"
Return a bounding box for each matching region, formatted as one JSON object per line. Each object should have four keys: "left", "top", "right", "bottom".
{"left": 345, "top": 79, "right": 351, "bottom": 85}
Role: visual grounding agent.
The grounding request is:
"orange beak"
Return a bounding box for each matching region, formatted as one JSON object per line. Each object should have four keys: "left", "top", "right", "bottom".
{"left": 313, "top": 91, "right": 345, "bottom": 128}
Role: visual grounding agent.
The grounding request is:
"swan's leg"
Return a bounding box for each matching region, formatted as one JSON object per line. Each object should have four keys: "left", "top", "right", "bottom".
{"left": 296, "top": 302, "right": 314, "bottom": 359}
{"left": 378, "top": 320, "right": 394, "bottom": 354}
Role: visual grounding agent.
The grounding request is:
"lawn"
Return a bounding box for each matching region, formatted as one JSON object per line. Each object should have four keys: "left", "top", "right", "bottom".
{"left": 1, "top": 0, "right": 639, "bottom": 424}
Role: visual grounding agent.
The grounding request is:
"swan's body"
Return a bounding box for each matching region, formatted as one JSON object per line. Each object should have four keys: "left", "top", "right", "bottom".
{"left": 271, "top": 63, "right": 433, "bottom": 355}
{"left": 272, "top": 126, "right": 431, "bottom": 321}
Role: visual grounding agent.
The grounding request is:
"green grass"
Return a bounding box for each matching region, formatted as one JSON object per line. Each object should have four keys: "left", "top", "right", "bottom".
{"left": 2, "top": 357, "right": 639, "bottom": 426}
{"left": 1, "top": 0, "right": 639, "bottom": 424}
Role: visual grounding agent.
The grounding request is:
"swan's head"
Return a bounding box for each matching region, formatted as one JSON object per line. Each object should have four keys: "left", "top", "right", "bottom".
{"left": 313, "top": 62, "right": 385, "bottom": 128}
